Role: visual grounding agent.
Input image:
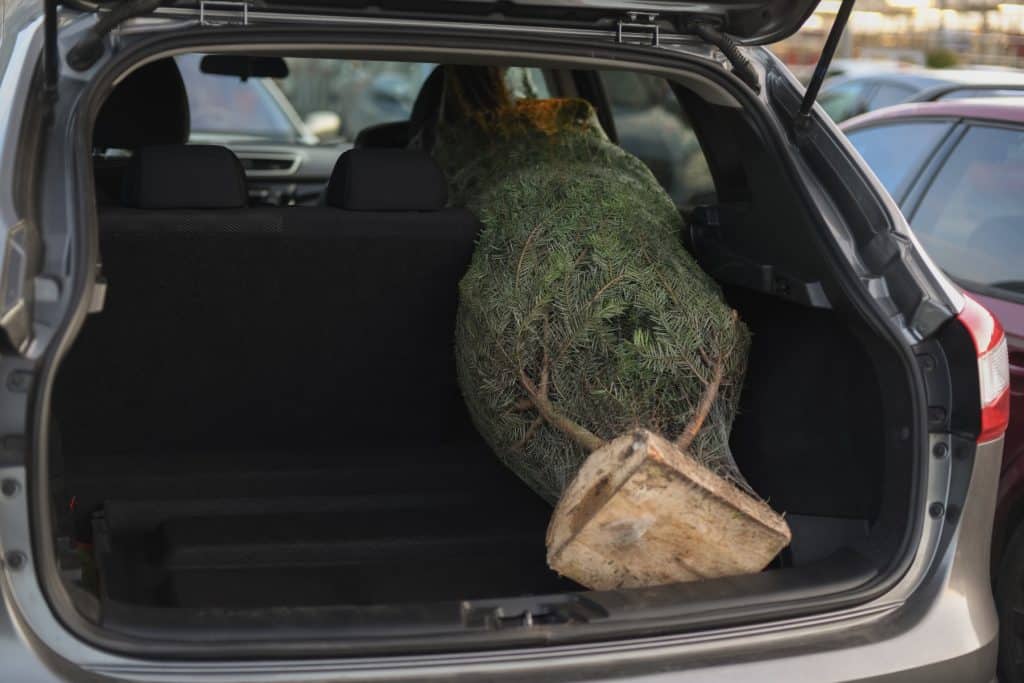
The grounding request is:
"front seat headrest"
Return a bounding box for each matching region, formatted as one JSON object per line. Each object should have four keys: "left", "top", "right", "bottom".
{"left": 354, "top": 66, "right": 444, "bottom": 151}
{"left": 122, "top": 145, "right": 248, "bottom": 210}
{"left": 410, "top": 65, "right": 444, "bottom": 130}
{"left": 353, "top": 121, "right": 412, "bottom": 150}
{"left": 325, "top": 149, "right": 447, "bottom": 211}
{"left": 94, "top": 58, "right": 190, "bottom": 151}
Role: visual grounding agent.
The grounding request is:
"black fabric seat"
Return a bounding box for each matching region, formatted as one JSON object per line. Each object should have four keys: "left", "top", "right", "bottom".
{"left": 54, "top": 144, "right": 572, "bottom": 609}
{"left": 274, "top": 148, "right": 478, "bottom": 443}
{"left": 92, "top": 58, "right": 191, "bottom": 205}
{"left": 56, "top": 145, "right": 483, "bottom": 532}
{"left": 59, "top": 145, "right": 285, "bottom": 465}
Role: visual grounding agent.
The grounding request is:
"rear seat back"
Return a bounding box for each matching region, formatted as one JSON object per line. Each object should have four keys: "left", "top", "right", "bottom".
{"left": 57, "top": 145, "right": 286, "bottom": 455}
{"left": 55, "top": 146, "right": 480, "bottom": 463}
{"left": 279, "top": 149, "right": 478, "bottom": 443}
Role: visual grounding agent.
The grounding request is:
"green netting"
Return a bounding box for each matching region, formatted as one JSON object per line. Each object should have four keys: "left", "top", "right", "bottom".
{"left": 428, "top": 67, "right": 752, "bottom": 505}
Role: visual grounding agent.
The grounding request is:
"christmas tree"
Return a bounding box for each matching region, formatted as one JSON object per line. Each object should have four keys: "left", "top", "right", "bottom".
{"left": 429, "top": 67, "right": 752, "bottom": 504}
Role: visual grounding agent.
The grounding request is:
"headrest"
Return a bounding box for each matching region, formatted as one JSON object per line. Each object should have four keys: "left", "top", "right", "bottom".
{"left": 354, "top": 121, "right": 412, "bottom": 150}
{"left": 354, "top": 67, "right": 444, "bottom": 152}
{"left": 94, "top": 58, "right": 190, "bottom": 150}
{"left": 411, "top": 66, "right": 444, "bottom": 128}
{"left": 325, "top": 149, "right": 447, "bottom": 211}
{"left": 122, "top": 145, "right": 248, "bottom": 210}
{"left": 406, "top": 66, "right": 445, "bottom": 153}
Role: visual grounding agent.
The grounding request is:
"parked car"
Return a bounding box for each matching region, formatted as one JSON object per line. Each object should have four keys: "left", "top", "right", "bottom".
{"left": 821, "top": 67, "right": 1024, "bottom": 121}
{"left": 787, "top": 57, "right": 908, "bottom": 85}
{"left": 842, "top": 98, "right": 1024, "bottom": 679}
{"left": 0, "top": 0, "right": 1009, "bottom": 681}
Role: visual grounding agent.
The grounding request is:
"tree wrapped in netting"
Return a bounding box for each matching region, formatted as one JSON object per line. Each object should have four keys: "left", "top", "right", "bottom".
{"left": 427, "top": 67, "right": 752, "bottom": 505}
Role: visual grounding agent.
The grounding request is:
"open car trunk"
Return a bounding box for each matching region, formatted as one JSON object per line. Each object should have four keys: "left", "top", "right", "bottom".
{"left": 49, "top": 236, "right": 897, "bottom": 617}
{"left": 42, "top": 48, "right": 919, "bottom": 650}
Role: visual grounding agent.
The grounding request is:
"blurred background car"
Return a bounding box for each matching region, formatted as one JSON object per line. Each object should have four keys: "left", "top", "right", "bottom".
{"left": 841, "top": 98, "right": 1024, "bottom": 680}
{"left": 786, "top": 57, "right": 907, "bottom": 85}
{"left": 820, "top": 67, "right": 1024, "bottom": 121}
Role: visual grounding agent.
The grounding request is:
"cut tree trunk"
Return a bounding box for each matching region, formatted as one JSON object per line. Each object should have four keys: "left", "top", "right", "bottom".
{"left": 546, "top": 429, "right": 791, "bottom": 590}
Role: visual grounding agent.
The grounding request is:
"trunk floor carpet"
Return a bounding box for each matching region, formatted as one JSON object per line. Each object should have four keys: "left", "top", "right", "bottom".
{"left": 87, "top": 443, "right": 580, "bottom": 608}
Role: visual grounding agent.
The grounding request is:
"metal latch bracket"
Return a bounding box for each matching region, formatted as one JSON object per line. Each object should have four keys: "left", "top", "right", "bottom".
{"left": 199, "top": 0, "right": 250, "bottom": 26}
{"left": 616, "top": 12, "right": 660, "bottom": 47}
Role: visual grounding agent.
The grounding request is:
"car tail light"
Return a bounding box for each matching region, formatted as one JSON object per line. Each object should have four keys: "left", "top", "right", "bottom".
{"left": 958, "top": 296, "right": 1010, "bottom": 443}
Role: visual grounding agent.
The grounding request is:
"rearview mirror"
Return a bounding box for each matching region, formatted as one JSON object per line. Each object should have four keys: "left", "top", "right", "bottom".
{"left": 304, "top": 111, "right": 342, "bottom": 141}
{"left": 200, "top": 55, "right": 289, "bottom": 81}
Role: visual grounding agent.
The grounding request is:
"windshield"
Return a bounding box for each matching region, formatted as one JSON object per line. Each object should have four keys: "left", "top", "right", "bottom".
{"left": 176, "top": 54, "right": 301, "bottom": 144}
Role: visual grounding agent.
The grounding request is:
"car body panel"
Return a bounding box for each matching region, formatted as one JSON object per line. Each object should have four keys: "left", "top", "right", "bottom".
{"left": 0, "top": 2, "right": 1001, "bottom": 680}
{"left": 1, "top": 439, "right": 1001, "bottom": 682}
{"left": 0, "top": 438, "right": 1004, "bottom": 681}
{"left": 842, "top": 100, "right": 1024, "bottom": 567}
{"left": 980, "top": 285, "right": 1024, "bottom": 560}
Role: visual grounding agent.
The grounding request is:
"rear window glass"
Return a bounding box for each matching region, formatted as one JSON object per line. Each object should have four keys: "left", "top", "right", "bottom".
{"left": 846, "top": 121, "right": 950, "bottom": 201}
{"left": 911, "top": 125, "right": 1024, "bottom": 297}
{"left": 277, "top": 61, "right": 547, "bottom": 142}
{"left": 279, "top": 59, "right": 435, "bottom": 141}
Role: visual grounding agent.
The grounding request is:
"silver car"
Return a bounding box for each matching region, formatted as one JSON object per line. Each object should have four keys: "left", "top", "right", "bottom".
{"left": 0, "top": 0, "right": 1008, "bottom": 680}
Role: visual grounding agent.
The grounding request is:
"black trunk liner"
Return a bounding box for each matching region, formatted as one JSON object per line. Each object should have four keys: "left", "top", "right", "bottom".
{"left": 89, "top": 445, "right": 579, "bottom": 609}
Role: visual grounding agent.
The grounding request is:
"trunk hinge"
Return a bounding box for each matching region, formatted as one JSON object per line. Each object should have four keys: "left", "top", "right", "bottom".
{"left": 616, "top": 12, "right": 660, "bottom": 47}
{"left": 796, "top": 0, "right": 856, "bottom": 127}
{"left": 199, "top": 1, "right": 251, "bottom": 27}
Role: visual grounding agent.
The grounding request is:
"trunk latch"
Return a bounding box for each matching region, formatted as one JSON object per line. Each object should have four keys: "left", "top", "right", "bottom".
{"left": 461, "top": 595, "right": 606, "bottom": 630}
{"left": 616, "top": 12, "right": 660, "bottom": 47}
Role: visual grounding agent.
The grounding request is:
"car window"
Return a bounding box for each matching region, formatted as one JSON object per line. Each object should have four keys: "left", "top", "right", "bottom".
{"left": 279, "top": 60, "right": 436, "bottom": 141}
{"left": 866, "top": 83, "right": 916, "bottom": 110}
{"left": 505, "top": 67, "right": 551, "bottom": 100}
{"left": 910, "top": 125, "right": 1024, "bottom": 297}
{"left": 819, "top": 80, "right": 871, "bottom": 121}
{"left": 846, "top": 121, "right": 950, "bottom": 201}
{"left": 276, "top": 61, "right": 548, "bottom": 141}
{"left": 599, "top": 71, "right": 714, "bottom": 206}
{"left": 177, "top": 55, "right": 300, "bottom": 144}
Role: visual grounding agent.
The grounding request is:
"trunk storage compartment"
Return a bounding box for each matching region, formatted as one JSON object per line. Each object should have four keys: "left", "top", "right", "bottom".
{"left": 54, "top": 251, "right": 893, "bottom": 619}
{"left": 90, "top": 452, "right": 579, "bottom": 609}
{"left": 45, "top": 60, "right": 918, "bottom": 646}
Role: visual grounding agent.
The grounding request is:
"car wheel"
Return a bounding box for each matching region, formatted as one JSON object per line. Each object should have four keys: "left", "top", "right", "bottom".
{"left": 997, "top": 522, "right": 1024, "bottom": 681}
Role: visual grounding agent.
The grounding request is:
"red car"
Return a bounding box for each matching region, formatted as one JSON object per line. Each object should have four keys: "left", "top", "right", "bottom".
{"left": 843, "top": 98, "right": 1024, "bottom": 677}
